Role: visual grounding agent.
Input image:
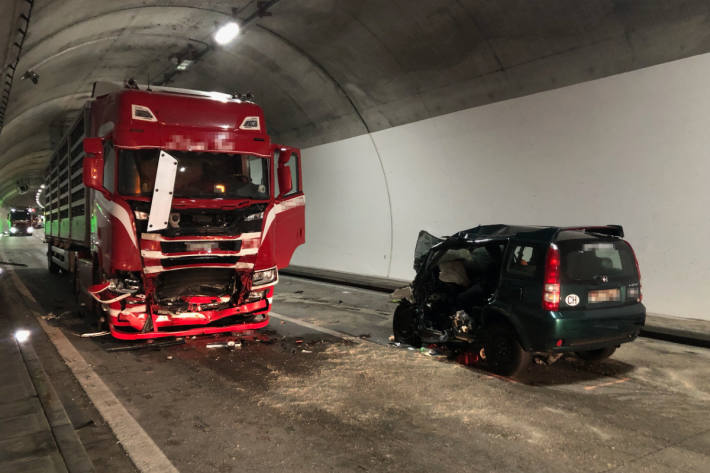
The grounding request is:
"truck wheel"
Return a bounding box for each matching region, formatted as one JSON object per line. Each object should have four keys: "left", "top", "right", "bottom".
{"left": 393, "top": 301, "right": 421, "bottom": 348}
{"left": 576, "top": 347, "right": 616, "bottom": 362}
{"left": 47, "top": 249, "right": 60, "bottom": 274}
{"left": 482, "top": 323, "right": 530, "bottom": 377}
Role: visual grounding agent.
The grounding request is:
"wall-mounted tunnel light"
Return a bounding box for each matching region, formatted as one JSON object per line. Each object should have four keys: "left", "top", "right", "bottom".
{"left": 14, "top": 329, "right": 30, "bottom": 343}
{"left": 214, "top": 22, "right": 240, "bottom": 45}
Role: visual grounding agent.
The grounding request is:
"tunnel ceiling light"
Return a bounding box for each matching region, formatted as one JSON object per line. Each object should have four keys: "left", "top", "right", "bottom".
{"left": 176, "top": 59, "right": 193, "bottom": 71}
{"left": 214, "top": 22, "right": 240, "bottom": 45}
{"left": 40, "top": 184, "right": 46, "bottom": 189}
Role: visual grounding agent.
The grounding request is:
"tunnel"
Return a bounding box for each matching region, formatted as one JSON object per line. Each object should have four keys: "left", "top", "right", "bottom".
{"left": 1, "top": 1, "right": 709, "bottom": 472}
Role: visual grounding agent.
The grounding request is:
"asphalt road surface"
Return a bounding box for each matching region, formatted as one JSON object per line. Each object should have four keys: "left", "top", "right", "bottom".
{"left": 1, "top": 234, "right": 709, "bottom": 473}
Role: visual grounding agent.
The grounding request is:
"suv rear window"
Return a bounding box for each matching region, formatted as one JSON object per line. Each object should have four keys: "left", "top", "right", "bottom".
{"left": 558, "top": 240, "right": 637, "bottom": 282}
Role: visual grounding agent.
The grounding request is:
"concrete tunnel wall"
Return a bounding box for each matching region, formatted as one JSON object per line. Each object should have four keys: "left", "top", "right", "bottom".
{"left": 290, "top": 52, "right": 710, "bottom": 322}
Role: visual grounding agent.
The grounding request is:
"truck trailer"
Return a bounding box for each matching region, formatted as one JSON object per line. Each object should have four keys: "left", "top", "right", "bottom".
{"left": 43, "top": 82, "right": 305, "bottom": 340}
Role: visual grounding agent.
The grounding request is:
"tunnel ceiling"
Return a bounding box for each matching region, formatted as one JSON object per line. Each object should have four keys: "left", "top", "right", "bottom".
{"left": 1, "top": 0, "right": 710, "bottom": 208}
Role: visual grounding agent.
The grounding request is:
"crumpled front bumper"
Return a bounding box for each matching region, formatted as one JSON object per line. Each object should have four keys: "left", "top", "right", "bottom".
{"left": 89, "top": 282, "right": 273, "bottom": 340}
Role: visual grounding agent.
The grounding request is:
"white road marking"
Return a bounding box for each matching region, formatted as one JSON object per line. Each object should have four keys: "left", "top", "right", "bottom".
{"left": 270, "top": 311, "right": 365, "bottom": 344}
{"left": 1, "top": 252, "right": 180, "bottom": 473}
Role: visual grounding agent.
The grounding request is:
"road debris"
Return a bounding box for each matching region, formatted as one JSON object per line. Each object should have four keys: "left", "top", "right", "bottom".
{"left": 104, "top": 339, "right": 185, "bottom": 352}
{"left": 80, "top": 330, "right": 110, "bottom": 338}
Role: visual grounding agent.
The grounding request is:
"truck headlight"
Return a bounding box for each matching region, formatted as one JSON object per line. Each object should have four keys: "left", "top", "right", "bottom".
{"left": 26, "top": 226, "right": 34, "bottom": 234}
{"left": 244, "top": 211, "right": 263, "bottom": 222}
{"left": 252, "top": 267, "right": 277, "bottom": 287}
{"left": 10, "top": 227, "right": 17, "bottom": 234}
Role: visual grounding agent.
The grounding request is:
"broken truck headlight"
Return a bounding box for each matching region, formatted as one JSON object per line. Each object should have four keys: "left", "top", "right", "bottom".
{"left": 247, "top": 290, "right": 266, "bottom": 302}
{"left": 252, "top": 267, "right": 277, "bottom": 287}
{"left": 244, "top": 211, "right": 263, "bottom": 222}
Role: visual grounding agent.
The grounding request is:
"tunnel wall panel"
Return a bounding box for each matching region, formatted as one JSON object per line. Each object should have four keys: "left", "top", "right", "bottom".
{"left": 291, "top": 53, "right": 710, "bottom": 321}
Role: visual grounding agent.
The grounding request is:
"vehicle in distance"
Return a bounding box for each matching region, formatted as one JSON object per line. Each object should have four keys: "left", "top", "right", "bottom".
{"left": 43, "top": 82, "right": 305, "bottom": 339}
{"left": 393, "top": 225, "right": 645, "bottom": 377}
{"left": 7, "top": 209, "right": 34, "bottom": 236}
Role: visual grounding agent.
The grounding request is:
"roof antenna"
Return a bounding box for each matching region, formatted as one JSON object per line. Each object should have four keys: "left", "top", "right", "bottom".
{"left": 146, "top": 74, "right": 152, "bottom": 92}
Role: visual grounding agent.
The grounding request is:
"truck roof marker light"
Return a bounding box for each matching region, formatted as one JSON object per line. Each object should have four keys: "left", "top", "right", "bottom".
{"left": 214, "top": 22, "right": 240, "bottom": 45}
{"left": 131, "top": 104, "right": 157, "bottom": 122}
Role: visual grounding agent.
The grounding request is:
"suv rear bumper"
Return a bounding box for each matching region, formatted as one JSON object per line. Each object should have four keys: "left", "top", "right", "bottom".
{"left": 528, "top": 303, "right": 645, "bottom": 352}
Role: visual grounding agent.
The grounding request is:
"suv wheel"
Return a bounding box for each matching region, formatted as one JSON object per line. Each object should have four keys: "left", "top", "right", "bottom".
{"left": 483, "top": 323, "right": 530, "bottom": 377}
{"left": 392, "top": 301, "right": 421, "bottom": 348}
{"left": 576, "top": 347, "right": 616, "bottom": 362}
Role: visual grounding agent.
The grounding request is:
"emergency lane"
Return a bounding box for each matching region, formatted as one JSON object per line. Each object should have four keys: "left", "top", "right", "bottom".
{"left": 2, "top": 234, "right": 710, "bottom": 473}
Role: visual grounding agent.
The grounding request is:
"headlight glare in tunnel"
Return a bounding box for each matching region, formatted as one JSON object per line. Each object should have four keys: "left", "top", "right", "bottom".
{"left": 14, "top": 329, "right": 31, "bottom": 343}
{"left": 252, "top": 267, "right": 277, "bottom": 287}
{"left": 10, "top": 227, "right": 17, "bottom": 234}
{"left": 26, "top": 226, "right": 34, "bottom": 234}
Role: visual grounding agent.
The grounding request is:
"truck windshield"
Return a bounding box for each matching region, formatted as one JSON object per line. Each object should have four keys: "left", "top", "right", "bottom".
{"left": 118, "top": 149, "right": 269, "bottom": 199}
{"left": 10, "top": 211, "right": 30, "bottom": 220}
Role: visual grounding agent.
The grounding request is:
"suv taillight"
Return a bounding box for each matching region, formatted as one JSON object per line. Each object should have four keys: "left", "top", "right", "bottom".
{"left": 625, "top": 240, "right": 642, "bottom": 302}
{"left": 542, "top": 244, "right": 561, "bottom": 311}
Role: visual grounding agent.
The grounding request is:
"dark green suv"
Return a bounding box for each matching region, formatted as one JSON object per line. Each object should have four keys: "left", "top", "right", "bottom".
{"left": 393, "top": 225, "right": 645, "bottom": 377}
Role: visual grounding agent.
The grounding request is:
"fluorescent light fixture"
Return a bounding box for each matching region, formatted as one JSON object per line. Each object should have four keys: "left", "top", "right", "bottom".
{"left": 40, "top": 184, "right": 46, "bottom": 189}
{"left": 176, "top": 59, "right": 193, "bottom": 71}
{"left": 214, "top": 22, "right": 240, "bottom": 45}
{"left": 14, "top": 329, "right": 30, "bottom": 343}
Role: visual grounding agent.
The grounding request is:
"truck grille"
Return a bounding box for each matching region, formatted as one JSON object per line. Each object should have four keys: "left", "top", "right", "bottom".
{"left": 154, "top": 268, "right": 237, "bottom": 300}
{"left": 161, "top": 256, "right": 239, "bottom": 268}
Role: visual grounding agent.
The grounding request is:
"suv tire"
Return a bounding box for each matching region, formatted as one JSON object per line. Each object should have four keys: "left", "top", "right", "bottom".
{"left": 576, "top": 347, "right": 616, "bottom": 362}
{"left": 483, "top": 323, "right": 530, "bottom": 377}
{"left": 393, "top": 301, "right": 421, "bottom": 348}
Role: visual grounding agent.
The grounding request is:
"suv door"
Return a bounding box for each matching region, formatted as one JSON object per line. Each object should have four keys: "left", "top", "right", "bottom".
{"left": 496, "top": 241, "right": 548, "bottom": 343}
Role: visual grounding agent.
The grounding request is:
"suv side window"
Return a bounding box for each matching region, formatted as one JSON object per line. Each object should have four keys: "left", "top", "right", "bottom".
{"left": 505, "top": 244, "right": 543, "bottom": 279}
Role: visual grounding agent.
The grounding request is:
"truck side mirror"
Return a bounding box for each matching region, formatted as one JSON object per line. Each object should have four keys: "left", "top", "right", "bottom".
{"left": 277, "top": 165, "right": 292, "bottom": 196}
{"left": 82, "top": 138, "right": 106, "bottom": 193}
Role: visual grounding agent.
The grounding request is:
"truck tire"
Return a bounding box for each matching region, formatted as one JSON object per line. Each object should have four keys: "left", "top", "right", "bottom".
{"left": 47, "top": 248, "right": 60, "bottom": 274}
{"left": 482, "top": 323, "right": 530, "bottom": 377}
{"left": 576, "top": 347, "right": 616, "bottom": 362}
{"left": 393, "top": 301, "right": 421, "bottom": 348}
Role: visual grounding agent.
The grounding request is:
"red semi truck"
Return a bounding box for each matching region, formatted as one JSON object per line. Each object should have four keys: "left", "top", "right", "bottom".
{"left": 43, "top": 82, "right": 305, "bottom": 340}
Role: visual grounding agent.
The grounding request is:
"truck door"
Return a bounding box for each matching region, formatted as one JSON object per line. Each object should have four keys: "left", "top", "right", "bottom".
{"left": 271, "top": 146, "right": 305, "bottom": 268}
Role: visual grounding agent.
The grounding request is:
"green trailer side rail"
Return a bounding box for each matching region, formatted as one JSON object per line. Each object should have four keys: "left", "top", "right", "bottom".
{"left": 44, "top": 105, "right": 90, "bottom": 248}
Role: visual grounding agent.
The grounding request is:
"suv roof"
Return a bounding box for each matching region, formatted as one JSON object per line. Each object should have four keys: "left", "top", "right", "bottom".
{"left": 452, "top": 224, "right": 624, "bottom": 243}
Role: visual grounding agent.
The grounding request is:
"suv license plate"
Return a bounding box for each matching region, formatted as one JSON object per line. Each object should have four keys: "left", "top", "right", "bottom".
{"left": 588, "top": 288, "right": 620, "bottom": 303}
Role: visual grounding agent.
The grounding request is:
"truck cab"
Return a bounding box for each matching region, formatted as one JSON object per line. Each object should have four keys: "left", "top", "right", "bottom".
{"left": 44, "top": 83, "right": 305, "bottom": 339}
